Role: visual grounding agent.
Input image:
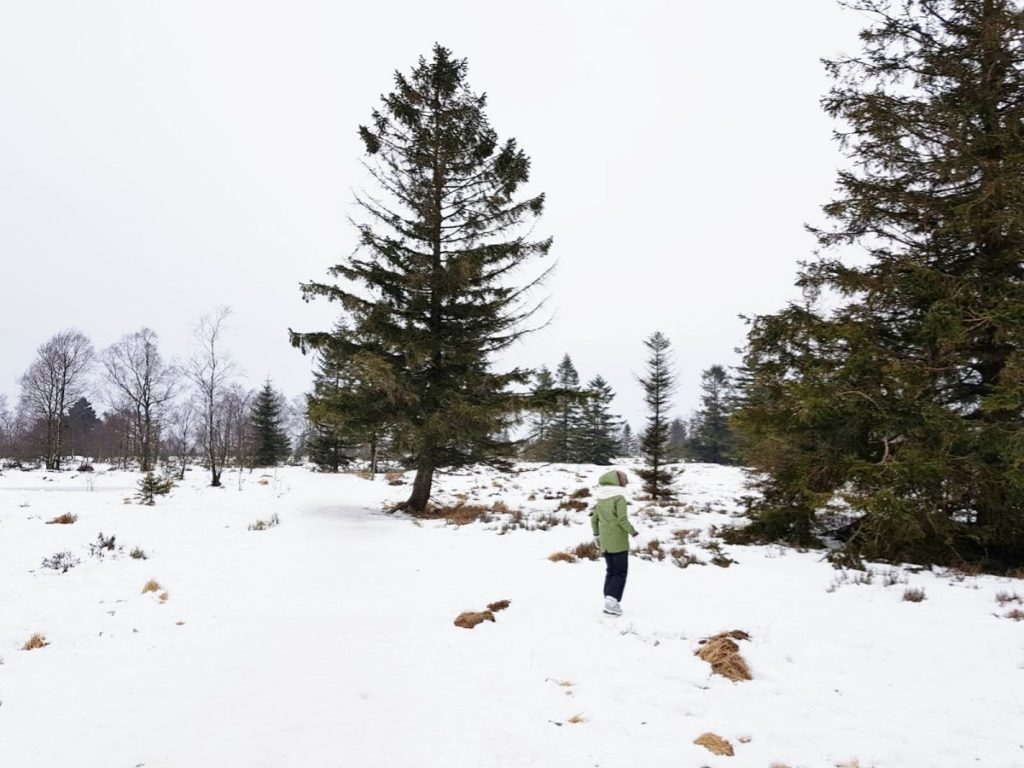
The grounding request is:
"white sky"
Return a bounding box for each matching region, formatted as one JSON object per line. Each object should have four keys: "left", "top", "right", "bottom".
{"left": 0, "top": 1, "right": 866, "bottom": 427}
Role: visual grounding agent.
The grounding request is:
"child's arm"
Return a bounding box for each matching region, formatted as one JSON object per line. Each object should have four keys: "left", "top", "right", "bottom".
{"left": 615, "top": 496, "right": 637, "bottom": 537}
{"left": 590, "top": 506, "right": 600, "bottom": 537}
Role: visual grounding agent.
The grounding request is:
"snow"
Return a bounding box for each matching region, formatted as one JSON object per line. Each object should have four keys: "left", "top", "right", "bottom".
{"left": 2, "top": 462, "right": 1023, "bottom": 767}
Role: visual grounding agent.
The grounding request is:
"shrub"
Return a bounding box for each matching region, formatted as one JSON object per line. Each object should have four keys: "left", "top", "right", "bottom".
{"left": 570, "top": 487, "right": 591, "bottom": 499}
{"left": 487, "top": 599, "right": 511, "bottom": 612}
{"left": 1006, "top": 608, "right": 1024, "bottom": 621}
{"left": 670, "top": 546, "right": 704, "bottom": 569}
{"left": 45, "top": 513, "right": 77, "bottom": 525}
{"left": 22, "top": 633, "right": 49, "bottom": 651}
{"left": 88, "top": 532, "right": 118, "bottom": 559}
{"left": 248, "top": 513, "right": 281, "bottom": 531}
{"left": 635, "top": 539, "right": 666, "bottom": 562}
{"left": 141, "top": 579, "right": 162, "bottom": 594}
{"left": 77, "top": 462, "right": 94, "bottom": 473}
{"left": 902, "top": 588, "right": 926, "bottom": 602}
{"left": 130, "top": 547, "right": 148, "bottom": 560}
{"left": 995, "top": 591, "right": 1022, "bottom": 605}
{"left": 41, "top": 551, "right": 80, "bottom": 573}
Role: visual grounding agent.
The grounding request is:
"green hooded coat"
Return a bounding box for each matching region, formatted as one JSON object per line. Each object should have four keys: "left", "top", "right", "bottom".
{"left": 590, "top": 470, "right": 636, "bottom": 554}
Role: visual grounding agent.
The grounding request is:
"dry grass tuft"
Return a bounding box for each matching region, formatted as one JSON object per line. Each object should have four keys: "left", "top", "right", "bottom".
{"left": 995, "top": 591, "right": 1022, "bottom": 605}
{"left": 636, "top": 538, "right": 666, "bottom": 561}
{"left": 567, "top": 714, "right": 587, "bottom": 724}
{"left": 491, "top": 500, "right": 511, "bottom": 515}
{"left": 902, "top": 587, "right": 926, "bottom": 602}
{"left": 572, "top": 541, "right": 601, "bottom": 561}
{"left": 256, "top": 478, "right": 269, "bottom": 486}
{"left": 557, "top": 498, "right": 589, "bottom": 512}
{"left": 45, "top": 513, "right": 77, "bottom": 525}
{"left": 385, "top": 471, "right": 405, "bottom": 486}
{"left": 248, "top": 513, "right": 280, "bottom": 531}
{"left": 1006, "top": 608, "right": 1024, "bottom": 621}
{"left": 141, "top": 579, "right": 162, "bottom": 594}
{"left": 570, "top": 487, "right": 591, "bottom": 499}
{"left": 439, "top": 504, "right": 490, "bottom": 526}
{"left": 693, "top": 732, "right": 734, "bottom": 756}
{"left": 770, "top": 764, "right": 793, "bottom": 768}
{"left": 548, "top": 550, "right": 578, "bottom": 563}
{"left": 158, "top": 591, "right": 169, "bottom": 603}
{"left": 22, "top": 633, "right": 49, "bottom": 651}
{"left": 454, "top": 610, "right": 495, "bottom": 629}
{"left": 696, "top": 630, "right": 753, "bottom": 682}
{"left": 487, "top": 599, "right": 511, "bottom": 612}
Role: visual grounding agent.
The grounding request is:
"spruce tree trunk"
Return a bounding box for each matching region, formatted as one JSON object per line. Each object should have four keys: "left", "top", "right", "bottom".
{"left": 406, "top": 446, "right": 435, "bottom": 512}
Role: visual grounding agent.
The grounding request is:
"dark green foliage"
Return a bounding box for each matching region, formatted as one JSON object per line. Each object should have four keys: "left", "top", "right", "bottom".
{"left": 619, "top": 423, "right": 639, "bottom": 458}
{"left": 292, "top": 45, "right": 550, "bottom": 510}
{"left": 547, "top": 355, "right": 582, "bottom": 463}
{"left": 573, "top": 376, "right": 622, "bottom": 465}
{"left": 136, "top": 471, "right": 173, "bottom": 505}
{"left": 250, "top": 381, "right": 291, "bottom": 467}
{"left": 636, "top": 332, "right": 678, "bottom": 499}
{"left": 65, "top": 398, "right": 98, "bottom": 458}
{"left": 522, "top": 366, "right": 556, "bottom": 461}
{"left": 734, "top": 0, "right": 1024, "bottom": 569}
{"left": 667, "top": 417, "right": 689, "bottom": 461}
{"left": 689, "top": 365, "right": 737, "bottom": 465}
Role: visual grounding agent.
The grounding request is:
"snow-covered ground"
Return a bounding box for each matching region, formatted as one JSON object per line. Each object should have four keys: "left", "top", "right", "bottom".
{"left": 2, "top": 461, "right": 1022, "bottom": 768}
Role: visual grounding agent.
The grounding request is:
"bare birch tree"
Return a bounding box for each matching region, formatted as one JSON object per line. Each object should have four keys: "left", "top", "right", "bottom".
{"left": 166, "top": 398, "right": 199, "bottom": 480}
{"left": 101, "top": 328, "right": 179, "bottom": 472}
{"left": 186, "top": 308, "right": 237, "bottom": 487}
{"left": 18, "top": 330, "right": 94, "bottom": 469}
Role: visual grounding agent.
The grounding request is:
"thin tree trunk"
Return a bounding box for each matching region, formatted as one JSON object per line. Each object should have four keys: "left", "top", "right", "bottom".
{"left": 406, "top": 446, "right": 435, "bottom": 512}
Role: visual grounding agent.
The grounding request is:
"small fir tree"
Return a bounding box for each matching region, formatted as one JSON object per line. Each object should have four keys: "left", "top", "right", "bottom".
{"left": 547, "top": 355, "right": 582, "bottom": 463}
{"left": 250, "top": 381, "right": 291, "bottom": 467}
{"left": 689, "top": 365, "right": 736, "bottom": 465}
{"left": 573, "top": 376, "right": 622, "bottom": 465}
{"left": 636, "top": 332, "right": 678, "bottom": 499}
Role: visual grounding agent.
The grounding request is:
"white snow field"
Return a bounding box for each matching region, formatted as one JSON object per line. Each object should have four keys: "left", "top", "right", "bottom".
{"left": 2, "top": 462, "right": 1023, "bottom": 768}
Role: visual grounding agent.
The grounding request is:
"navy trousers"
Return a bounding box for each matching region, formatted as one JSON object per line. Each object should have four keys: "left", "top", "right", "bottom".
{"left": 603, "top": 551, "right": 629, "bottom": 601}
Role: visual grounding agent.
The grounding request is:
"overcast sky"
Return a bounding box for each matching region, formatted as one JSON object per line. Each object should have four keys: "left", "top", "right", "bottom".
{"left": 0, "top": 0, "right": 866, "bottom": 427}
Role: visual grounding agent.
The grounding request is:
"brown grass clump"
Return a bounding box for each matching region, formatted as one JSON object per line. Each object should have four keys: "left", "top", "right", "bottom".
{"left": 454, "top": 610, "right": 495, "bottom": 629}
{"left": 636, "top": 538, "right": 666, "bottom": 561}
{"left": 770, "top": 764, "right": 793, "bottom": 768}
{"left": 693, "top": 732, "right": 734, "bottom": 756}
{"left": 1006, "top": 608, "right": 1024, "bottom": 621}
{"left": 440, "top": 504, "right": 490, "bottom": 526}
{"left": 45, "top": 513, "right": 77, "bottom": 525}
{"left": 902, "top": 587, "right": 926, "bottom": 602}
{"left": 696, "top": 630, "right": 753, "bottom": 682}
{"left": 572, "top": 541, "right": 601, "bottom": 561}
{"left": 487, "top": 599, "right": 511, "bottom": 612}
{"left": 548, "top": 551, "right": 577, "bottom": 563}
{"left": 557, "top": 498, "right": 588, "bottom": 512}
{"left": 385, "top": 471, "right": 405, "bottom": 486}
{"left": 158, "top": 591, "right": 169, "bottom": 603}
{"left": 995, "top": 591, "right": 1022, "bottom": 605}
{"left": 141, "top": 579, "right": 162, "bottom": 594}
{"left": 567, "top": 714, "right": 587, "bottom": 724}
{"left": 491, "top": 500, "right": 511, "bottom": 515}
{"left": 570, "top": 487, "right": 591, "bottom": 499}
{"left": 22, "top": 633, "right": 49, "bottom": 651}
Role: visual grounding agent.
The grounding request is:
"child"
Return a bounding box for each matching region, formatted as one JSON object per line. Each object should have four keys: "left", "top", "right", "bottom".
{"left": 590, "top": 469, "right": 638, "bottom": 616}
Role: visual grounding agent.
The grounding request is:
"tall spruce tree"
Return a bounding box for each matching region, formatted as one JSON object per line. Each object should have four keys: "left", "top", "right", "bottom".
{"left": 250, "top": 381, "right": 291, "bottom": 467}
{"left": 619, "top": 423, "right": 638, "bottom": 458}
{"left": 667, "top": 417, "right": 689, "bottom": 461}
{"left": 573, "top": 376, "right": 622, "bottom": 465}
{"left": 734, "top": 0, "right": 1024, "bottom": 568}
{"left": 636, "top": 332, "right": 678, "bottom": 499}
{"left": 689, "top": 365, "right": 736, "bottom": 465}
{"left": 292, "top": 45, "right": 551, "bottom": 510}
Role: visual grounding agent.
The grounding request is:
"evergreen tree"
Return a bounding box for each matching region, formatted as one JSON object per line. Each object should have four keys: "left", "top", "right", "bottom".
{"left": 667, "top": 416, "right": 688, "bottom": 461}
{"left": 689, "top": 365, "right": 736, "bottom": 465}
{"left": 573, "top": 375, "right": 621, "bottom": 465}
{"left": 249, "top": 381, "right": 291, "bottom": 467}
{"left": 619, "top": 423, "right": 638, "bottom": 458}
{"left": 292, "top": 45, "right": 551, "bottom": 510}
{"left": 636, "top": 332, "right": 678, "bottom": 499}
{"left": 66, "top": 397, "right": 99, "bottom": 458}
{"left": 522, "top": 366, "right": 556, "bottom": 460}
{"left": 734, "top": 0, "right": 1024, "bottom": 568}
{"left": 547, "top": 355, "right": 582, "bottom": 463}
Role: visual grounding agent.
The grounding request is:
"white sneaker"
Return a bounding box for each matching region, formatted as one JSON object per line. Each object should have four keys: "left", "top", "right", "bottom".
{"left": 603, "top": 596, "right": 622, "bottom": 616}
